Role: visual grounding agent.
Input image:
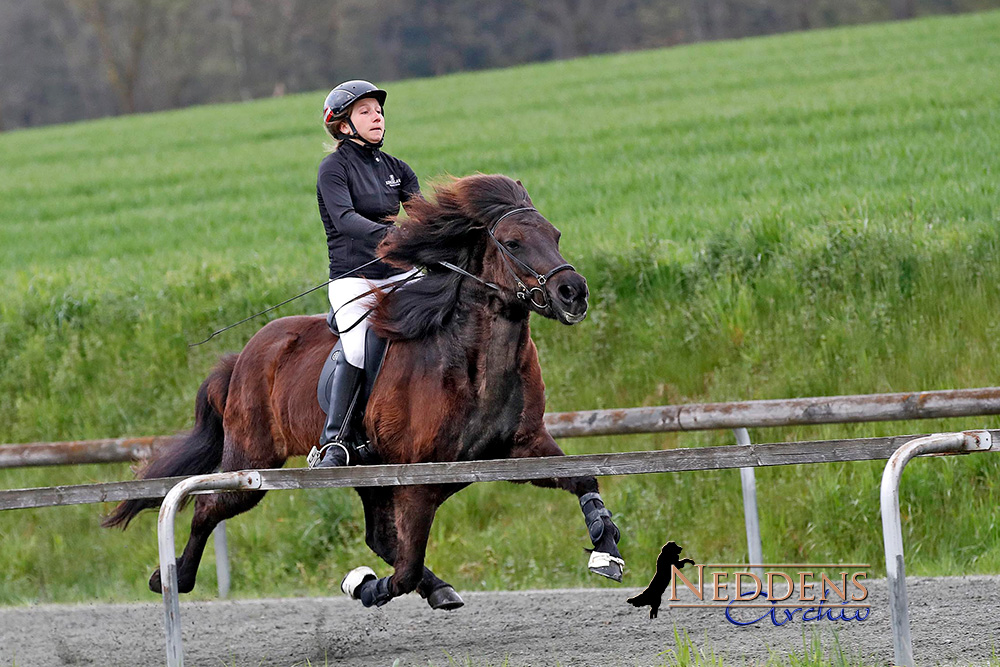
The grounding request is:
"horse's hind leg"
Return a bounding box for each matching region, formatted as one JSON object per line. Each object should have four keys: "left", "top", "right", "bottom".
{"left": 356, "top": 488, "right": 464, "bottom": 609}
{"left": 510, "top": 433, "right": 625, "bottom": 582}
{"left": 149, "top": 489, "right": 266, "bottom": 594}
{"left": 149, "top": 437, "right": 279, "bottom": 595}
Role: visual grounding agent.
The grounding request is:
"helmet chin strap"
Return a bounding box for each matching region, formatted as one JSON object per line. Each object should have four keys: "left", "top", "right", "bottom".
{"left": 345, "top": 118, "right": 384, "bottom": 149}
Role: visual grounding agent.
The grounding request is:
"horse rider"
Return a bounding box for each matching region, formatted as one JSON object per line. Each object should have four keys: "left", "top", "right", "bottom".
{"left": 309, "top": 80, "right": 421, "bottom": 469}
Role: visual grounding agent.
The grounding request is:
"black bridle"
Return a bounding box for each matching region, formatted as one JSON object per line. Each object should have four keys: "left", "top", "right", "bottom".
{"left": 440, "top": 206, "right": 574, "bottom": 310}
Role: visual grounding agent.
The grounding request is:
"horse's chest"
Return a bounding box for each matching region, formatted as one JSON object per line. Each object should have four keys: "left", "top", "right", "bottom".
{"left": 456, "top": 366, "right": 525, "bottom": 461}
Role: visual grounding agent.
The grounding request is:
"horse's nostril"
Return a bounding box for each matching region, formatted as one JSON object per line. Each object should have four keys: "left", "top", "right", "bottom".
{"left": 558, "top": 284, "right": 576, "bottom": 303}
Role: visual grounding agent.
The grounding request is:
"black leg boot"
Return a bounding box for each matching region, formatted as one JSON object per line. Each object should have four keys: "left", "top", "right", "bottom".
{"left": 307, "top": 354, "right": 363, "bottom": 469}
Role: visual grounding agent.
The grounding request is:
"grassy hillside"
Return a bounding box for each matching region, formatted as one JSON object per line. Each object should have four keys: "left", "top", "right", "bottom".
{"left": 1, "top": 11, "right": 999, "bottom": 605}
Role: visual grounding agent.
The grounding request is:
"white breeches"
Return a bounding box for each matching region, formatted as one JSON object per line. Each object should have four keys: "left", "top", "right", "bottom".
{"left": 328, "top": 269, "right": 418, "bottom": 367}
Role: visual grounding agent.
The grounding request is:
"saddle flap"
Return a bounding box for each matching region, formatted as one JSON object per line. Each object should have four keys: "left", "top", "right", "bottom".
{"left": 317, "top": 339, "right": 344, "bottom": 414}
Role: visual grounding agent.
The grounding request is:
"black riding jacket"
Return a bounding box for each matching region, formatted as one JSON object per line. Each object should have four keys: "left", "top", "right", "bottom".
{"left": 317, "top": 140, "right": 420, "bottom": 280}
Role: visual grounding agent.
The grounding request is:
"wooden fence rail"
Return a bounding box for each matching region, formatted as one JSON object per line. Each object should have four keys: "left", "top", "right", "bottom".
{"left": 4, "top": 430, "right": 1000, "bottom": 512}
{"left": 3, "top": 386, "right": 999, "bottom": 470}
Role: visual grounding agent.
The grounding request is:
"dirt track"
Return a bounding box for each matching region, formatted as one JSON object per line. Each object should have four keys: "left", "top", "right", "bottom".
{"left": 1, "top": 576, "right": 998, "bottom": 666}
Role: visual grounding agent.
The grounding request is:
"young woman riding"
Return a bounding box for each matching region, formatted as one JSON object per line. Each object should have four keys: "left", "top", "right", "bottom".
{"left": 311, "top": 79, "right": 421, "bottom": 469}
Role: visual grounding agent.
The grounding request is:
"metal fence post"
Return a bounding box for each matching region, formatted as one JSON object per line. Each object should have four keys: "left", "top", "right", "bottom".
{"left": 214, "top": 521, "right": 230, "bottom": 599}
{"left": 733, "top": 427, "right": 764, "bottom": 579}
{"left": 879, "top": 430, "right": 992, "bottom": 667}
{"left": 158, "top": 471, "right": 261, "bottom": 667}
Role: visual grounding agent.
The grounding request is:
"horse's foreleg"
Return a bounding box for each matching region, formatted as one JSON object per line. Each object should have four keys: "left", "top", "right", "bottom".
{"left": 510, "top": 433, "right": 625, "bottom": 582}
{"left": 346, "top": 485, "right": 439, "bottom": 608}
{"left": 355, "top": 488, "right": 464, "bottom": 609}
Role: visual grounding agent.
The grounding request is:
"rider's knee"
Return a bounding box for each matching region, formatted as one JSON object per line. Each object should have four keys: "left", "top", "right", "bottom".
{"left": 339, "top": 334, "right": 366, "bottom": 367}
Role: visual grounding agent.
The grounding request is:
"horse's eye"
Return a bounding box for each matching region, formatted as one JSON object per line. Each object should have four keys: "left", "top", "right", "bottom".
{"left": 504, "top": 240, "right": 520, "bottom": 251}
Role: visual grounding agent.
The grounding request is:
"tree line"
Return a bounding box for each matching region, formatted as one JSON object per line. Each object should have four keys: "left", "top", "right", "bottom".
{"left": 1, "top": 0, "right": 996, "bottom": 130}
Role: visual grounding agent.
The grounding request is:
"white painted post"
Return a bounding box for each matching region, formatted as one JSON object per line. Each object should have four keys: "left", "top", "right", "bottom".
{"left": 158, "top": 471, "right": 261, "bottom": 667}
{"left": 880, "top": 430, "right": 992, "bottom": 667}
{"left": 214, "top": 521, "right": 230, "bottom": 599}
{"left": 733, "top": 428, "right": 764, "bottom": 579}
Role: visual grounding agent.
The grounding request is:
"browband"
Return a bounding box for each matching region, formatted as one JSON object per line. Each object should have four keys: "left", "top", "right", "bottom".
{"left": 490, "top": 206, "right": 537, "bottom": 233}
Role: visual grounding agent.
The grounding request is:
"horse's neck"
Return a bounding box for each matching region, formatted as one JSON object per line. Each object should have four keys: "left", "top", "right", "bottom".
{"left": 461, "top": 299, "right": 530, "bottom": 401}
{"left": 430, "top": 299, "right": 530, "bottom": 461}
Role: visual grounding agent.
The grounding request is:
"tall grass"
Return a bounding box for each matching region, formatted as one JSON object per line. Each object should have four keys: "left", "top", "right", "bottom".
{"left": 1, "top": 11, "right": 999, "bottom": 604}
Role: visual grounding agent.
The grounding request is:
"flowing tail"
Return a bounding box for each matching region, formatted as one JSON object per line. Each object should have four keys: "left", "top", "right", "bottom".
{"left": 101, "top": 354, "right": 238, "bottom": 529}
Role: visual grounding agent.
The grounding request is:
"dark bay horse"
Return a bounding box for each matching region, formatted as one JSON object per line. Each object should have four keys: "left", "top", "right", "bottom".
{"left": 104, "top": 174, "right": 624, "bottom": 609}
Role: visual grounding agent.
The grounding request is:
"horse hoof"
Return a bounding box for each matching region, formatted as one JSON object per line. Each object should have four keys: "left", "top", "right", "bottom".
{"left": 427, "top": 586, "right": 464, "bottom": 610}
{"left": 341, "top": 566, "right": 377, "bottom": 600}
{"left": 588, "top": 551, "right": 624, "bottom": 583}
{"left": 149, "top": 569, "right": 163, "bottom": 594}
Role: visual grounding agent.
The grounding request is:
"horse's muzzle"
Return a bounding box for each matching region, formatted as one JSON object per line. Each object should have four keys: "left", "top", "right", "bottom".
{"left": 549, "top": 271, "right": 589, "bottom": 325}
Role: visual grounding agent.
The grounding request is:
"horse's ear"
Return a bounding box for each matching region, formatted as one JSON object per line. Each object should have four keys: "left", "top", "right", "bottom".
{"left": 514, "top": 179, "right": 533, "bottom": 206}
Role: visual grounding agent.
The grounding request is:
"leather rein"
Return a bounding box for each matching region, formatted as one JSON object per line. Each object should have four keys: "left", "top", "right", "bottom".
{"left": 439, "top": 206, "right": 574, "bottom": 310}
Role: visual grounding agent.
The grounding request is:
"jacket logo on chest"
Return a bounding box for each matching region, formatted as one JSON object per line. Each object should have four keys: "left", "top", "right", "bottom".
{"left": 385, "top": 174, "right": 401, "bottom": 188}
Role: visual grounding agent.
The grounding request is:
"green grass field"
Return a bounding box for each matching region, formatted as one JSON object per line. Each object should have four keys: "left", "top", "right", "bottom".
{"left": 1, "top": 11, "right": 999, "bottom": 606}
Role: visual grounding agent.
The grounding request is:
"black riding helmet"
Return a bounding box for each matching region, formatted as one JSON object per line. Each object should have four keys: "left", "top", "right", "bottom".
{"left": 323, "top": 80, "right": 388, "bottom": 148}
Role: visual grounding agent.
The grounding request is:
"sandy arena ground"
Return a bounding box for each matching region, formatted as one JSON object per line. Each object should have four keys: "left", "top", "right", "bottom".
{"left": 1, "top": 576, "right": 998, "bottom": 666}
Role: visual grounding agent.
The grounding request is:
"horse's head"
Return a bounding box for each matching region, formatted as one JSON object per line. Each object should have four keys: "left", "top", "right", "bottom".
{"left": 376, "top": 174, "right": 589, "bottom": 337}
{"left": 482, "top": 200, "right": 589, "bottom": 325}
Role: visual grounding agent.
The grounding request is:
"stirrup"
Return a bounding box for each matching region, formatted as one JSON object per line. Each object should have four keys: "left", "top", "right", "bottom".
{"left": 307, "top": 442, "right": 351, "bottom": 469}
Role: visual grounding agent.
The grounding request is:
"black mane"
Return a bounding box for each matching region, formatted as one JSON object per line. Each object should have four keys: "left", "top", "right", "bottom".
{"left": 372, "top": 174, "right": 532, "bottom": 340}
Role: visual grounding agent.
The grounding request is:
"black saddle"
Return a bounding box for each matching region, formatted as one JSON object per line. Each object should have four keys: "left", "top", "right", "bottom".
{"left": 317, "top": 308, "right": 389, "bottom": 428}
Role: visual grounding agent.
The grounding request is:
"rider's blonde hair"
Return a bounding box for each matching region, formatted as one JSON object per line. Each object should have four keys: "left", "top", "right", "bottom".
{"left": 323, "top": 108, "right": 351, "bottom": 152}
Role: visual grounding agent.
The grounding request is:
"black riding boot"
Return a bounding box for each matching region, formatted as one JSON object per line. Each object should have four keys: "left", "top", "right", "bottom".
{"left": 308, "top": 354, "right": 363, "bottom": 469}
